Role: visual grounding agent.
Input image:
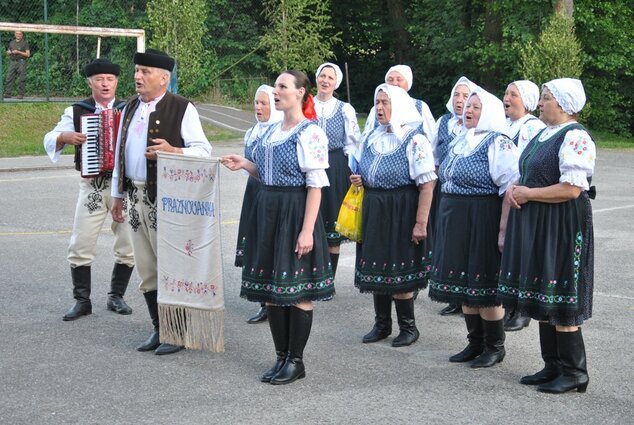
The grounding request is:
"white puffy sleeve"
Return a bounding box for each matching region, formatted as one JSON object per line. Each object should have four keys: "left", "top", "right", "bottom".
{"left": 342, "top": 102, "right": 361, "bottom": 156}
{"left": 180, "top": 103, "right": 212, "bottom": 158}
{"left": 517, "top": 118, "right": 546, "bottom": 153}
{"left": 407, "top": 134, "right": 437, "bottom": 185}
{"left": 419, "top": 101, "right": 438, "bottom": 146}
{"left": 487, "top": 134, "right": 520, "bottom": 195}
{"left": 43, "top": 106, "right": 75, "bottom": 163}
{"left": 296, "top": 123, "right": 330, "bottom": 188}
{"left": 558, "top": 129, "right": 596, "bottom": 190}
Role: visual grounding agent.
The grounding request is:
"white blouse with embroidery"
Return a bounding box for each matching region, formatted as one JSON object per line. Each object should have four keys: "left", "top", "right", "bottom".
{"left": 354, "top": 124, "right": 437, "bottom": 185}
{"left": 314, "top": 97, "right": 361, "bottom": 156}
{"left": 507, "top": 114, "right": 546, "bottom": 153}
{"left": 537, "top": 122, "right": 596, "bottom": 190}
{"left": 264, "top": 122, "right": 330, "bottom": 188}
{"left": 450, "top": 130, "right": 520, "bottom": 195}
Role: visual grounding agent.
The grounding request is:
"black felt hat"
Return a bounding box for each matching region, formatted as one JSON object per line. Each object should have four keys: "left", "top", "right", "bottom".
{"left": 133, "top": 48, "right": 175, "bottom": 71}
{"left": 83, "top": 58, "right": 120, "bottom": 77}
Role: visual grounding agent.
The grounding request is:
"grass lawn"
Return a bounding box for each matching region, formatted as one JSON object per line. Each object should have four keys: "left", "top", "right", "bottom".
{"left": 0, "top": 102, "right": 242, "bottom": 157}
{"left": 0, "top": 102, "right": 631, "bottom": 157}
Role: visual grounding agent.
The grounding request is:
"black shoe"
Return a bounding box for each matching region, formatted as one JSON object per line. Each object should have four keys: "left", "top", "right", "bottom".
{"left": 362, "top": 294, "right": 392, "bottom": 343}
{"left": 392, "top": 298, "right": 419, "bottom": 347}
{"left": 504, "top": 313, "right": 530, "bottom": 332}
{"left": 270, "top": 307, "right": 312, "bottom": 385}
{"left": 63, "top": 301, "right": 92, "bottom": 321}
{"left": 260, "top": 353, "right": 287, "bottom": 383}
{"left": 520, "top": 322, "right": 560, "bottom": 385}
{"left": 450, "top": 314, "right": 484, "bottom": 362}
{"left": 107, "top": 295, "right": 132, "bottom": 315}
{"left": 270, "top": 358, "right": 306, "bottom": 385}
{"left": 538, "top": 329, "right": 589, "bottom": 393}
{"left": 155, "top": 343, "right": 185, "bottom": 356}
{"left": 470, "top": 319, "right": 505, "bottom": 368}
{"left": 247, "top": 305, "right": 268, "bottom": 324}
{"left": 137, "top": 330, "right": 160, "bottom": 352}
{"left": 440, "top": 304, "right": 461, "bottom": 316}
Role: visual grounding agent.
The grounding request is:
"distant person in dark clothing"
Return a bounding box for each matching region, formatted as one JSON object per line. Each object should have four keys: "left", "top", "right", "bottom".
{"left": 4, "top": 31, "right": 30, "bottom": 99}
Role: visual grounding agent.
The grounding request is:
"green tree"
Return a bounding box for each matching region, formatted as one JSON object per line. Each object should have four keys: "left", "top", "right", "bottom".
{"left": 260, "top": 0, "right": 340, "bottom": 74}
{"left": 147, "top": 0, "right": 212, "bottom": 96}
{"left": 519, "top": 13, "right": 582, "bottom": 86}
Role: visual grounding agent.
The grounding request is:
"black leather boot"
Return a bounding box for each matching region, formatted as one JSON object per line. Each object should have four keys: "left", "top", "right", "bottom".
{"left": 63, "top": 266, "right": 92, "bottom": 321}
{"left": 470, "top": 318, "right": 505, "bottom": 368}
{"left": 137, "top": 290, "right": 160, "bottom": 352}
{"left": 247, "top": 304, "right": 268, "bottom": 324}
{"left": 440, "top": 304, "right": 461, "bottom": 316}
{"left": 538, "top": 329, "right": 589, "bottom": 393}
{"left": 504, "top": 310, "right": 531, "bottom": 331}
{"left": 261, "top": 305, "right": 290, "bottom": 383}
{"left": 107, "top": 263, "right": 134, "bottom": 315}
{"left": 450, "top": 313, "right": 484, "bottom": 362}
{"left": 392, "top": 298, "right": 419, "bottom": 347}
{"left": 363, "top": 294, "right": 392, "bottom": 343}
{"left": 521, "top": 322, "right": 560, "bottom": 385}
{"left": 270, "top": 307, "right": 312, "bottom": 385}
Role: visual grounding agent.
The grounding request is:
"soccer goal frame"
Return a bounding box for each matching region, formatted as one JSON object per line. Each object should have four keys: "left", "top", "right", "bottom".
{"left": 0, "top": 22, "right": 145, "bottom": 100}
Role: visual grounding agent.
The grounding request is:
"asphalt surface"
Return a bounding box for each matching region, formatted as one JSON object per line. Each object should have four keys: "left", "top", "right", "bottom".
{"left": 0, "top": 141, "right": 633, "bottom": 424}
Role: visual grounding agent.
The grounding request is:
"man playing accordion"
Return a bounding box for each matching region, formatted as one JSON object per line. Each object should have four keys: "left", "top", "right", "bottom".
{"left": 44, "top": 58, "right": 135, "bottom": 322}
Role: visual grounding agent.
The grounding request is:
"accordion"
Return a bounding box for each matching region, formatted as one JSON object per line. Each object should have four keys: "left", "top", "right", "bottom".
{"left": 80, "top": 109, "right": 121, "bottom": 177}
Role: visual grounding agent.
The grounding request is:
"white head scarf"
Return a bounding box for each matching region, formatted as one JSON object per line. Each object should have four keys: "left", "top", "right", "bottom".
{"left": 316, "top": 62, "right": 343, "bottom": 89}
{"left": 465, "top": 87, "right": 508, "bottom": 134}
{"left": 254, "top": 84, "right": 283, "bottom": 125}
{"left": 384, "top": 65, "right": 413, "bottom": 91}
{"left": 510, "top": 80, "right": 540, "bottom": 112}
{"left": 373, "top": 83, "right": 423, "bottom": 140}
{"left": 445, "top": 76, "right": 478, "bottom": 117}
{"left": 542, "top": 78, "right": 586, "bottom": 115}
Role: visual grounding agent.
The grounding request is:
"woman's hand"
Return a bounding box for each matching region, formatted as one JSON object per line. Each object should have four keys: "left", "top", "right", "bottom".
{"left": 350, "top": 174, "right": 363, "bottom": 187}
{"left": 497, "top": 229, "right": 506, "bottom": 253}
{"left": 295, "top": 229, "right": 314, "bottom": 259}
{"left": 221, "top": 154, "right": 246, "bottom": 171}
{"left": 506, "top": 184, "right": 522, "bottom": 209}
{"left": 511, "top": 185, "right": 531, "bottom": 206}
{"left": 411, "top": 222, "right": 427, "bottom": 245}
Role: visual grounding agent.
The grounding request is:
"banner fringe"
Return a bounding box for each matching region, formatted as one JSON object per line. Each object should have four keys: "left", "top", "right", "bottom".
{"left": 159, "top": 304, "right": 225, "bottom": 353}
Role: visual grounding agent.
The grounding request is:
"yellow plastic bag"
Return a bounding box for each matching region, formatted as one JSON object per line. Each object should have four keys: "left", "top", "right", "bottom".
{"left": 335, "top": 185, "right": 364, "bottom": 243}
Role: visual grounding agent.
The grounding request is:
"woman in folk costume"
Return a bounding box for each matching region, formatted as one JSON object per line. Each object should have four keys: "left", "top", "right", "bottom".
{"left": 363, "top": 65, "right": 437, "bottom": 144}
{"left": 313, "top": 62, "right": 361, "bottom": 277}
{"left": 236, "top": 85, "right": 284, "bottom": 324}
{"left": 428, "top": 86, "right": 519, "bottom": 368}
{"left": 350, "top": 84, "right": 436, "bottom": 347}
{"left": 431, "top": 76, "right": 478, "bottom": 316}
{"left": 501, "top": 79, "right": 546, "bottom": 332}
{"left": 222, "top": 70, "right": 334, "bottom": 385}
{"left": 498, "top": 79, "right": 595, "bottom": 394}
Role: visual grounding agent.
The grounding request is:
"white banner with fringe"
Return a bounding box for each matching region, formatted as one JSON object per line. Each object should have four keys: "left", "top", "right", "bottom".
{"left": 156, "top": 152, "right": 224, "bottom": 352}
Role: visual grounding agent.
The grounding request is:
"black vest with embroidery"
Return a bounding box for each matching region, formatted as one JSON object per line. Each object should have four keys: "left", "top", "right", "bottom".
{"left": 117, "top": 92, "right": 189, "bottom": 202}
{"left": 72, "top": 97, "right": 126, "bottom": 173}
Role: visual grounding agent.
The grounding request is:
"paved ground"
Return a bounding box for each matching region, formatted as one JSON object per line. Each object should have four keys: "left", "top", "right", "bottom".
{"left": 0, "top": 146, "right": 633, "bottom": 425}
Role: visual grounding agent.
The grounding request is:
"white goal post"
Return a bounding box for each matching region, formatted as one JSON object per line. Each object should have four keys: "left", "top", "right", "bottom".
{"left": 0, "top": 22, "right": 145, "bottom": 56}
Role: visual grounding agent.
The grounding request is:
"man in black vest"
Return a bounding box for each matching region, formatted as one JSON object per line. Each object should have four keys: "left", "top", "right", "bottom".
{"left": 110, "top": 49, "right": 211, "bottom": 355}
{"left": 43, "top": 58, "right": 135, "bottom": 321}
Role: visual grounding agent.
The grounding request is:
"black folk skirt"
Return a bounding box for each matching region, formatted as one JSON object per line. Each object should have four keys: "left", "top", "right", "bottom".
{"left": 354, "top": 185, "right": 431, "bottom": 295}
{"left": 240, "top": 186, "right": 335, "bottom": 305}
{"left": 428, "top": 194, "right": 503, "bottom": 307}
{"left": 321, "top": 148, "right": 351, "bottom": 247}
{"left": 498, "top": 193, "right": 594, "bottom": 326}
{"left": 234, "top": 175, "right": 260, "bottom": 267}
